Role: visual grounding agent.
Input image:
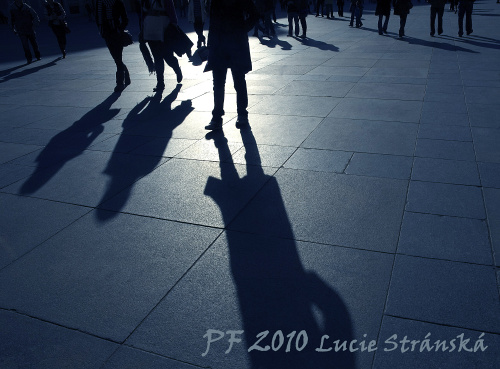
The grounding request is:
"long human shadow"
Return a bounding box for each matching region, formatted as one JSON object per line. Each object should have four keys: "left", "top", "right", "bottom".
{"left": 260, "top": 36, "right": 293, "bottom": 51}
{"left": 298, "top": 37, "right": 340, "bottom": 52}
{"left": 204, "top": 129, "right": 355, "bottom": 369}
{"left": 19, "top": 93, "right": 121, "bottom": 195}
{"left": 0, "top": 57, "right": 61, "bottom": 83}
{"left": 95, "top": 85, "right": 193, "bottom": 221}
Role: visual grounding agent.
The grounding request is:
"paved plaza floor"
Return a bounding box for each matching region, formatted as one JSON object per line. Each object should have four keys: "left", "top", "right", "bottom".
{"left": 1, "top": 1, "right": 500, "bottom": 368}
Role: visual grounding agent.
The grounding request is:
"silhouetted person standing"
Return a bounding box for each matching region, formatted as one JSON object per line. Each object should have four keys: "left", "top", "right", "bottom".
{"left": 10, "top": 0, "right": 41, "bottom": 64}
{"left": 458, "top": 0, "right": 474, "bottom": 37}
{"left": 287, "top": 0, "right": 300, "bottom": 36}
{"left": 204, "top": 0, "right": 259, "bottom": 130}
{"left": 393, "top": 0, "right": 411, "bottom": 37}
{"left": 44, "top": 0, "right": 67, "bottom": 58}
{"left": 96, "top": 0, "right": 130, "bottom": 92}
{"left": 428, "top": 0, "right": 445, "bottom": 36}
{"left": 376, "top": 0, "right": 390, "bottom": 34}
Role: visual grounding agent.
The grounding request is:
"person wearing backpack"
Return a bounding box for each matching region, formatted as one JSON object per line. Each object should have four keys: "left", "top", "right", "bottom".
{"left": 96, "top": 0, "right": 130, "bottom": 92}
{"left": 44, "top": 0, "right": 67, "bottom": 58}
{"left": 10, "top": 0, "right": 41, "bottom": 64}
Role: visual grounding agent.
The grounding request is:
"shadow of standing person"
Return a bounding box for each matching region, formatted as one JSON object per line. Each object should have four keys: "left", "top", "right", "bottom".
{"left": 203, "top": 129, "right": 356, "bottom": 369}
{"left": 20, "top": 93, "right": 121, "bottom": 195}
{"left": 95, "top": 85, "right": 193, "bottom": 221}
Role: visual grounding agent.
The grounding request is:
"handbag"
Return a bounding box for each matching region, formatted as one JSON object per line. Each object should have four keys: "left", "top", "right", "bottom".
{"left": 121, "top": 30, "right": 133, "bottom": 47}
{"left": 407, "top": 0, "right": 413, "bottom": 9}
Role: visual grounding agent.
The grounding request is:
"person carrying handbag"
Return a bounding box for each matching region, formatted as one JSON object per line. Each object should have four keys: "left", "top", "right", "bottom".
{"left": 44, "top": 0, "right": 67, "bottom": 58}
{"left": 96, "top": 0, "right": 131, "bottom": 92}
{"left": 141, "top": 0, "right": 182, "bottom": 92}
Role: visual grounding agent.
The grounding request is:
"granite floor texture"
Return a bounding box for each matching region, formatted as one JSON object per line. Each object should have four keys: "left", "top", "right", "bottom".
{"left": 1, "top": 1, "right": 500, "bottom": 368}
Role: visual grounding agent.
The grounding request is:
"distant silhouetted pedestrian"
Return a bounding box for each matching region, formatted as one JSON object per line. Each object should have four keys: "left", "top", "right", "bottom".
{"left": 10, "top": 0, "right": 41, "bottom": 64}
{"left": 316, "top": 0, "right": 325, "bottom": 16}
{"left": 96, "top": 0, "right": 130, "bottom": 92}
{"left": 458, "top": 0, "right": 474, "bottom": 37}
{"left": 44, "top": 0, "right": 67, "bottom": 58}
{"left": 287, "top": 0, "right": 300, "bottom": 36}
{"left": 427, "top": 0, "right": 445, "bottom": 36}
{"left": 204, "top": 0, "right": 259, "bottom": 130}
{"left": 393, "top": 0, "right": 411, "bottom": 37}
{"left": 141, "top": 0, "right": 182, "bottom": 91}
{"left": 349, "top": 0, "right": 363, "bottom": 27}
{"left": 325, "top": 0, "right": 335, "bottom": 18}
{"left": 449, "top": 0, "right": 458, "bottom": 12}
{"left": 375, "top": 0, "right": 390, "bottom": 34}
{"left": 188, "top": 0, "right": 207, "bottom": 48}
{"left": 298, "top": 0, "right": 308, "bottom": 37}
{"left": 337, "top": 0, "right": 344, "bottom": 16}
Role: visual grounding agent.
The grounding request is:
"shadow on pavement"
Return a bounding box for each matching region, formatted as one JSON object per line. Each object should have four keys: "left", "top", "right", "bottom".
{"left": 95, "top": 84, "right": 193, "bottom": 221}
{"left": 19, "top": 93, "right": 121, "bottom": 195}
{"left": 203, "top": 129, "right": 355, "bottom": 369}
{"left": 0, "top": 57, "right": 61, "bottom": 82}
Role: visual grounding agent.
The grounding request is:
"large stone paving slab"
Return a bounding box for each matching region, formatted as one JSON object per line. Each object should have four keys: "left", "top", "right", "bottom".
{"left": 0, "top": 211, "right": 221, "bottom": 341}
{"left": 398, "top": 212, "right": 493, "bottom": 265}
{"left": 102, "top": 346, "right": 201, "bottom": 369}
{"left": 0, "top": 193, "right": 90, "bottom": 269}
{"left": 301, "top": 118, "right": 418, "bottom": 156}
{"left": 0, "top": 310, "right": 117, "bottom": 369}
{"left": 327, "top": 98, "right": 422, "bottom": 122}
{"left": 229, "top": 168, "right": 407, "bottom": 252}
{"left": 483, "top": 188, "right": 500, "bottom": 266}
{"left": 127, "top": 231, "right": 393, "bottom": 369}
{"left": 386, "top": 255, "right": 500, "bottom": 333}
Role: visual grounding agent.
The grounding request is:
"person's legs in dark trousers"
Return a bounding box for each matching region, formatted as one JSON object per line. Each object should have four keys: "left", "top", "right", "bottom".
{"left": 349, "top": 3, "right": 355, "bottom": 25}
{"left": 378, "top": 14, "right": 384, "bottom": 34}
{"left": 437, "top": 6, "right": 444, "bottom": 34}
{"left": 148, "top": 40, "right": 165, "bottom": 89}
{"left": 288, "top": 12, "right": 299, "bottom": 35}
{"left": 299, "top": 13, "right": 307, "bottom": 36}
{"left": 264, "top": 10, "right": 275, "bottom": 36}
{"left": 163, "top": 45, "right": 182, "bottom": 83}
{"left": 52, "top": 25, "right": 67, "bottom": 56}
{"left": 106, "top": 34, "right": 126, "bottom": 91}
{"left": 337, "top": 0, "right": 344, "bottom": 16}
{"left": 27, "top": 33, "right": 41, "bottom": 60}
{"left": 316, "top": 0, "right": 324, "bottom": 16}
{"left": 430, "top": 6, "right": 437, "bottom": 35}
{"left": 458, "top": 2, "right": 465, "bottom": 36}
{"left": 399, "top": 13, "right": 407, "bottom": 36}
{"left": 210, "top": 66, "right": 227, "bottom": 126}
{"left": 355, "top": 6, "right": 362, "bottom": 27}
{"left": 19, "top": 34, "right": 33, "bottom": 63}
{"left": 465, "top": 1, "right": 473, "bottom": 34}
{"left": 194, "top": 17, "right": 205, "bottom": 47}
{"left": 231, "top": 68, "right": 249, "bottom": 125}
{"left": 383, "top": 14, "right": 389, "bottom": 32}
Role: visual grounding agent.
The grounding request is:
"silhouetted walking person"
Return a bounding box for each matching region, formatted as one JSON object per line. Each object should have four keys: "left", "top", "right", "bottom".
{"left": 96, "top": 0, "right": 130, "bottom": 92}
{"left": 204, "top": 0, "right": 259, "bottom": 130}
{"left": 428, "top": 0, "right": 445, "bottom": 36}
{"left": 458, "top": 0, "right": 474, "bottom": 37}
{"left": 349, "top": 0, "right": 363, "bottom": 27}
{"left": 287, "top": 0, "right": 300, "bottom": 36}
{"left": 393, "top": 0, "right": 411, "bottom": 37}
{"left": 376, "top": 0, "right": 390, "bottom": 34}
{"left": 44, "top": 0, "right": 67, "bottom": 58}
{"left": 10, "top": 0, "right": 41, "bottom": 64}
{"left": 298, "top": 0, "right": 308, "bottom": 37}
{"left": 337, "top": 0, "right": 344, "bottom": 16}
{"left": 141, "top": 0, "right": 182, "bottom": 91}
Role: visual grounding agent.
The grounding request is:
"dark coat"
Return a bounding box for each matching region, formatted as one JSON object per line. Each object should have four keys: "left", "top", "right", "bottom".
{"left": 427, "top": 0, "right": 446, "bottom": 7}
{"left": 205, "top": 0, "right": 258, "bottom": 73}
{"left": 375, "top": 0, "right": 391, "bottom": 15}
{"left": 393, "top": 0, "right": 411, "bottom": 15}
{"left": 96, "top": 0, "right": 128, "bottom": 37}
